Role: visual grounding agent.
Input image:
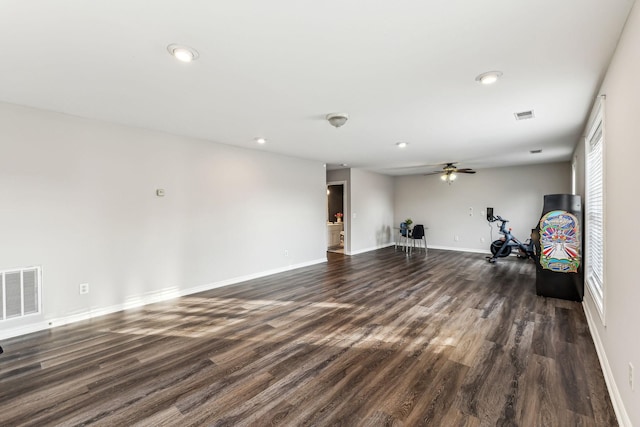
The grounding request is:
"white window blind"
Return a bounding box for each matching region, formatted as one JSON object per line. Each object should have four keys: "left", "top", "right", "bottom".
{"left": 585, "top": 97, "right": 605, "bottom": 321}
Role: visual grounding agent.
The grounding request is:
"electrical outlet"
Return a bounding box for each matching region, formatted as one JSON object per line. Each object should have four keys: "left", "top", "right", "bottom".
{"left": 284, "top": 249, "right": 289, "bottom": 257}
{"left": 79, "top": 283, "right": 89, "bottom": 295}
{"left": 454, "top": 235, "right": 460, "bottom": 242}
{"left": 480, "top": 237, "right": 485, "bottom": 243}
{"left": 629, "top": 363, "right": 635, "bottom": 390}
{"left": 469, "top": 207, "right": 473, "bottom": 217}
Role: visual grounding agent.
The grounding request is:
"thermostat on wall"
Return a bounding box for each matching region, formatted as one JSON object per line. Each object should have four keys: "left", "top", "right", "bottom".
{"left": 156, "top": 189, "right": 165, "bottom": 197}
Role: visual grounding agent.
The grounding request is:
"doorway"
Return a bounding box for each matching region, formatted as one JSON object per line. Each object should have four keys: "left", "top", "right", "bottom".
{"left": 327, "top": 182, "right": 346, "bottom": 254}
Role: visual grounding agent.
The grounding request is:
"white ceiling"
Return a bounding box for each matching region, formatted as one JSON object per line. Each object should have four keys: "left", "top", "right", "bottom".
{"left": 0, "top": 1, "right": 635, "bottom": 175}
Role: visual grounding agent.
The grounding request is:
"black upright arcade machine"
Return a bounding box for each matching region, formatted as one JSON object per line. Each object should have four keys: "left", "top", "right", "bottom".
{"left": 532, "top": 194, "right": 583, "bottom": 301}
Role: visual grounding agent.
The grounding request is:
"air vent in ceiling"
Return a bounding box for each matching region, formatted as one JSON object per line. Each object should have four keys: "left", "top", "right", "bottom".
{"left": 514, "top": 110, "right": 535, "bottom": 120}
{"left": 530, "top": 149, "right": 543, "bottom": 154}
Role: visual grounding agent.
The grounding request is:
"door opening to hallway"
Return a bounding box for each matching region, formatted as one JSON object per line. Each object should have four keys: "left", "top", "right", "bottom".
{"left": 327, "top": 182, "right": 345, "bottom": 254}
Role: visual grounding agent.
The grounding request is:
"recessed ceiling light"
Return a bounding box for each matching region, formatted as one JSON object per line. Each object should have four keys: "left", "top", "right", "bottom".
{"left": 396, "top": 142, "right": 408, "bottom": 148}
{"left": 475, "top": 71, "right": 503, "bottom": 85}
{"left": 341, "top": 163, "right": 348, "bottom": 167}
{"left": 167, "top": 44, "right": 199, "bottom": 62}
{"left": 255, "top": 137, "right": 267, "bottom": 145}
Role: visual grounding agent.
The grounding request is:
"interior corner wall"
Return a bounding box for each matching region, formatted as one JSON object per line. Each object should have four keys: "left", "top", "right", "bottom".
{"left": 576, "top": 2, "right": 640, "bottom": 425}
{"left": 0, "top": 102, "right": 327, "bottom": 339}
{"left": 348, "top": 169, "right": 394, "bottom": 254}
{"left": 393, "top": 162, "right": 571, "bottom": 252}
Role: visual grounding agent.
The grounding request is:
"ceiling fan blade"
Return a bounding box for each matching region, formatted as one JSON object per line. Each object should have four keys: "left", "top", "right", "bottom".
{"left": 456, "top": 170, "right": 476, "bottom": 174}
{"left": 423, "top": 171, "right": 442, "bottom": 175}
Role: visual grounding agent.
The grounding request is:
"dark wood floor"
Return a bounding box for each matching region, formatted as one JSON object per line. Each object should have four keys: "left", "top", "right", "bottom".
{"left": 0, "top": 248, "right": 617, "bottom": 426}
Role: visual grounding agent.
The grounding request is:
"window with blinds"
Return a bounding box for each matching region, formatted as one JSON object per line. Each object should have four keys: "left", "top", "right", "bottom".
{"left": 585, "top": 97, "right": 605, "bottom": 321}
{"left": 1, "top": 267, "right": 41, "bottom": 321}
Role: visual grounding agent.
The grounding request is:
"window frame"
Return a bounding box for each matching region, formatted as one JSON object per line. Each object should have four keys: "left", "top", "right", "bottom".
{"left": 584, "top": 96, "right": 606, "bottom": 323}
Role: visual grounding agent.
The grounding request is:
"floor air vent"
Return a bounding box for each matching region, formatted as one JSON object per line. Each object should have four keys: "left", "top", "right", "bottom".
{"left": 1, "top": 267, "right": 41, "bottom": 320}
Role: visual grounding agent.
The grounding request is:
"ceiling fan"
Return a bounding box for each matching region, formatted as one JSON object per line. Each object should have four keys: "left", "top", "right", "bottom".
{"left": 425, "top": 163, "right": 476, "bottom": 184}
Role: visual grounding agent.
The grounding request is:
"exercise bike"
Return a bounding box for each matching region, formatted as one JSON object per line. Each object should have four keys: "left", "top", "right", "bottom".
{"left": 487, "top": 215, "right": 535, "bottom": 263}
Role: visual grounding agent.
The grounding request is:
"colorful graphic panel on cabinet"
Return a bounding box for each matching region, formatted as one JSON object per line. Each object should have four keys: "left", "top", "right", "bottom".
{"left": 539, "top": 210, "right": 581, "bottom": 273}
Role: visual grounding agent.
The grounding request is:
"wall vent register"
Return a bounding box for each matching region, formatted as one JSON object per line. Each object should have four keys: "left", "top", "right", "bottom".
{"left": 1, "top": 266, "right": 41, "bottom": 321}
{"left": 514, "top": 110, "right": 535, "bottom": 120}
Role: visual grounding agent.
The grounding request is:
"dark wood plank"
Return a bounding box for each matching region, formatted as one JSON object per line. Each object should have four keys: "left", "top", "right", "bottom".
{"left": 0, "top": 248, "right": 618, "bottom": 426}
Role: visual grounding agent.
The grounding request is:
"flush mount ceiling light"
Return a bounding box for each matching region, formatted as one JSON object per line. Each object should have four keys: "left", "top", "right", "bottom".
{"left": 326, "top": 113, "right": 349, "bottom": 128}
{"left": 396, "top": 142, "right": 408, "bottom": 149}
{"left": 255, "top": 137, "right": 267, "bottom": 145}
{"left": 167, "top": 44, "right": 199, "bottom": 62}
{"left": 475, "top": 71, "right": 503, "bottom": 85}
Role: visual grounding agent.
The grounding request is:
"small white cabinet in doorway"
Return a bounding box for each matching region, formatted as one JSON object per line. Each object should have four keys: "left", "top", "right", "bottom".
{"left": 327, "top": 222, "right": 343, "bottom": 247}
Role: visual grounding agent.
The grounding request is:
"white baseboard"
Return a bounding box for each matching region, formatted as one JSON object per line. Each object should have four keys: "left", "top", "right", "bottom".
{"left": 427, "top": 245, "right": 492, "bottom": 254}
{"left": 582, "top": 300, "right": 631, "bottom": 427}
{"left": 349, "top": 244, "right": 497, "bottom": 256}
{"left": 349, "top": 244, "right": 494, "bottom": 256}
{"left": 347, "top": 242, "right": 394, "bottom": 256}
{"left": 0, "top": 257, "right": 327, "bottom": 340}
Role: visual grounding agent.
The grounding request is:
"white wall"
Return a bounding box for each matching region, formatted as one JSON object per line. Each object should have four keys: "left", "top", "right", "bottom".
{"left": 349, "top": 169, "right": 395, "bottom": 254}
{"left": 394, "top": 163, "right": 571, "bottom": 252}
{"left": 576, "top": 3, "right": 640, "bottom": 425}
{"left": 0, "top": 103, "right": 327, "bottom": 339}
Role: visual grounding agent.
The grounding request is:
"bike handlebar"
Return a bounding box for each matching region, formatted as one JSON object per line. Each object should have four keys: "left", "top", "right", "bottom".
{"left": 489, "top": 215, "right": 509, "bottom": 223}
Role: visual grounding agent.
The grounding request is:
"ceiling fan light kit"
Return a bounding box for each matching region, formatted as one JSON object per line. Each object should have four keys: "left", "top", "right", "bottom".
{"left": 425, "top": 162, "right": 476, "bottom": 184}
{"left": 326, "top": 113, "right": 349, "bottom": 128}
